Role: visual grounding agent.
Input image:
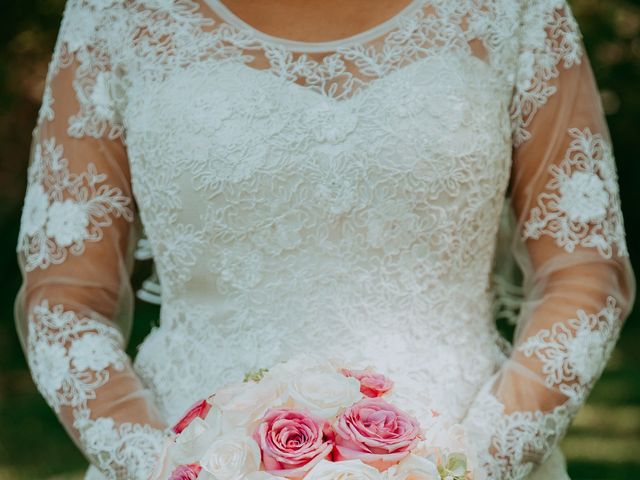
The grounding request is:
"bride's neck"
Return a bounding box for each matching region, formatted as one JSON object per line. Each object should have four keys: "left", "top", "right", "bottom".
{"left": 209, "top": 0, "right": 415, "bottom": 43}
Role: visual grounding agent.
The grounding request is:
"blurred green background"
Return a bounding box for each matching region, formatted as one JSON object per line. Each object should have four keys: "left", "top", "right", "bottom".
{"left": 0, "top": 1, "right": 639, "bottom": 479}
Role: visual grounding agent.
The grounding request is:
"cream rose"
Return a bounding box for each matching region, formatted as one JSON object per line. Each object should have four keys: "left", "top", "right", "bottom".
{"left": 170, "top": 417, "right": 220, "bottom": 465}
{"left": 244, "top": 473, "right": 288, "bottom": 480}
{"left": 266, "top": 354, "right": 342, "bottom": 380}
{"left": 385, "top": 454, "right": 439, "bottom": 480}
{"left": 305, "top": 459, "right": 383, "bottom": 480}
{"left": 213, "top": 378, "right": 287, "bottom": 431}
{"left": 288, "top": 369, "right": 362, "bottom": 418}
{"left": 198, "top": 432, "right": 261, "bottom": 480}
{"left": 418, "top": 417, "right": 477, "bottom": 473}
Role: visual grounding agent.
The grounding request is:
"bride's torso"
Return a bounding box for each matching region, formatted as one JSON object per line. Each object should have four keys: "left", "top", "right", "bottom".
{"left": 91, "top": 0, "right": 522, "bottom": 425}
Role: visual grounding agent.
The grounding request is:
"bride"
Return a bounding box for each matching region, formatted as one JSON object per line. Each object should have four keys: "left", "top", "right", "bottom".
{"left": 14, "top": 0, "right": 635, "bottom": 478}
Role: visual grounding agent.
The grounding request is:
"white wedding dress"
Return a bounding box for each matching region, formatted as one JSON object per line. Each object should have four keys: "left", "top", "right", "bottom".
{"left": 14, "top": 0, "right": 635, "bottom": 479}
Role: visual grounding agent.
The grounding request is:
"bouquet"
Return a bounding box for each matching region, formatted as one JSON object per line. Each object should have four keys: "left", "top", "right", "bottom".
{"left": 166, "top": 356, "right": 473, "bottom": 480}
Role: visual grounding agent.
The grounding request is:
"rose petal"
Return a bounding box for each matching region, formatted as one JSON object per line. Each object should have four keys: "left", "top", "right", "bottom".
{"left": 342, "top": 369, "right": 394, "bottom": 398}
{"left": 172, "top": 399, "right": 212, "bottom": 434}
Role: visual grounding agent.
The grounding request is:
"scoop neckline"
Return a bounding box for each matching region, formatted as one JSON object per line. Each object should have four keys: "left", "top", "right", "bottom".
{"left": 204, "top": 0, "right": 425, "bottom": 53}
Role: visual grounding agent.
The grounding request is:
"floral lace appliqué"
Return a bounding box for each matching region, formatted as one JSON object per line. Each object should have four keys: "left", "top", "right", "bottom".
{"left": 464, "top": 388, "right": 575, "bottom": 480}
{"left": 510, "top": 3, "right": 583, "bottom": 146}
{"left": 518, "top": 296, "right": 622, "bottom": 399}
{"left": 523, "top": 128, "right": 627, "bottom": 258}
{"left": 27, "top": 301, "right": 166, "bottom": 479}
{"left": 18, "top": 137, "right": 133, "bottom": 271}
{"left": 75, "top": 415, "right": 165, "bottom": 480}
{"left": 26, "top": 301, "right": 126, "bottom": 412}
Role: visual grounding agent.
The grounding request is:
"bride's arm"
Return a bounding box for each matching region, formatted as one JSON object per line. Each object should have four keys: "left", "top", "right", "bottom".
{"left": 15, "top": 2, "right": 170, "bottom": 478}
{"left": 462, "top": 2, "right": 635, "bottom": 479}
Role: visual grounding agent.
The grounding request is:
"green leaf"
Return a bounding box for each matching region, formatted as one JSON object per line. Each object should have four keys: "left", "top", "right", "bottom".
{"left": 243, "top": 367, "right": 269, "bottom": 383}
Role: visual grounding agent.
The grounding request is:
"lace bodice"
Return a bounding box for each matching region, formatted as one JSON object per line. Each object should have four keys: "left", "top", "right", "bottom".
{"left": 15, "top": 1, "right": 635, "bottom": 479}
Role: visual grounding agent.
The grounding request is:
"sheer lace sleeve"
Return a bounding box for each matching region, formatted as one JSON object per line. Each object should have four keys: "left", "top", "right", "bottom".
{"left": 462, "top": 2, "right": 635, "bottom": 479}
{"left": 14, "top": 1, "right": 169, "bottom": 478}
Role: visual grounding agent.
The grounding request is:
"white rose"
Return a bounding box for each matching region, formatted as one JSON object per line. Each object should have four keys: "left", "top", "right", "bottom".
{"left": 265, "top": 354, "right": 342, "bottom": 379}
{"left": 203, "top": 403, "right": 224, "bottom": 431}
{"left": 288, "top": 369, "right": 362, "bottom": 418}
{"left": 169, "top": 417, "right": 219, "bottom": 465}
{"left": 418, "top": 418, "right": 478, "bottom": 475}
{"left": 386, "top": 454, "right": 440, "bottom": 480}
{"left": 198, "top": 432, "right": 261, "bottom": 480}
{"left": 245, "top": 473, "right": 288, "bottom": 480}
{"left": 213, "top": 378, "right": 287, "bottom": 431}
{"left": 418, "top": 415, "right": 467, "bottom": 455}
{"left": 305, "top": 460, "right": 383, "bottom": 480}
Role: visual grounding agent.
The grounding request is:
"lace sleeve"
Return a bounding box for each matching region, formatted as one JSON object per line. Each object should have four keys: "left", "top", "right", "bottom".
{"left": 462, "top": 2, "right": 635, "bottom": 479}
{"left": 14, "top": 1, "right": 169, "bottom": 478}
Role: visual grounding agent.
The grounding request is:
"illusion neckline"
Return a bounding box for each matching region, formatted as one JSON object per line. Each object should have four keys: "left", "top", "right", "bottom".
{"left": 203, "top": 0, "right": 426, "bottom": 53}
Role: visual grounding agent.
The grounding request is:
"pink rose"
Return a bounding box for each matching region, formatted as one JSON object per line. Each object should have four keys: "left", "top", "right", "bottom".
{"left": 253, "top": 408, "right": 335, "bottom": 478}
{"left": 172, "top": 398, "right": 212, "bottom": 434}
{"left": 342, "top": 369, "right": 394, "bottom": 398}
{"left": 169, "top": 463, "right": 202, "bottom": 480}
{"left": 334, "top": 398, "right": 421, "bottom": 471}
